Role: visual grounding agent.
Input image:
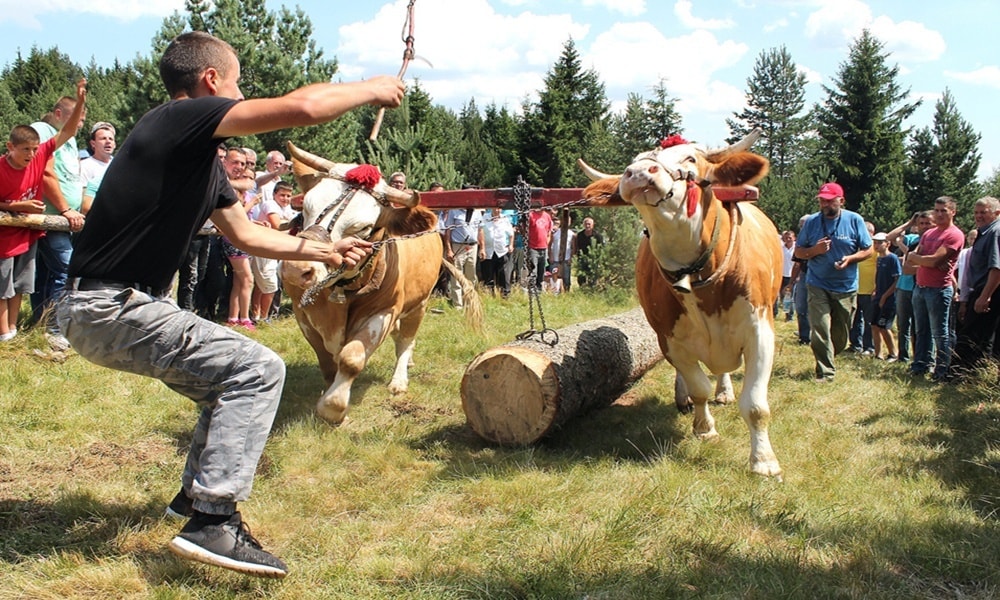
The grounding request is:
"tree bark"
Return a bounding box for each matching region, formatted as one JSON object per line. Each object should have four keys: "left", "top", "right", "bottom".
{"left": 461, "top": 307, "right": 662, "bottom": 445}
{"left": 0, "top": 211, "right": 71, "bottom": 232}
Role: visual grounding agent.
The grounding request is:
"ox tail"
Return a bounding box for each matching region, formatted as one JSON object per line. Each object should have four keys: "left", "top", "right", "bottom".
{"left": 441, "top": 260, "right": 484, "bottom": 333}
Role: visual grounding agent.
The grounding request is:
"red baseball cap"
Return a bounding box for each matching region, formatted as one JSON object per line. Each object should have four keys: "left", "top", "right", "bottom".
{"left": 817, "top": 182, "right": 843, "bottom": 200}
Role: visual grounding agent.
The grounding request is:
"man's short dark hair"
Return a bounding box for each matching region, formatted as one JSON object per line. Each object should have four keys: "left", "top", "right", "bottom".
{"left": 935, "top": 196, "right": 957, "bottom": 211}
{"left": 8, "top": 125, "right": 39, "bottom": 146}
{"left": 160, "top": 31, "right": 237, "bottom": 98}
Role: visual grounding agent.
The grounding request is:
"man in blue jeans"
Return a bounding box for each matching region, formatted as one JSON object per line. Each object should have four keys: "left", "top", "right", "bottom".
{"left": 886, "top": 211, "right": 933, "bottom": 363}
{"left": 790, "top": 214, "right": 813, "bottom": 344}
{"left": 795, "top": 183, "right": 873, "bottom": 381}
{"left": 905, "top": 197, "right": 965, "bottom": 381}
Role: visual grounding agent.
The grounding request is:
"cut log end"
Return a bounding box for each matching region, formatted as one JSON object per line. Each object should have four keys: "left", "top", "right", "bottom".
{"left": 461, "top": 347, "right": 560, "bottom": 445}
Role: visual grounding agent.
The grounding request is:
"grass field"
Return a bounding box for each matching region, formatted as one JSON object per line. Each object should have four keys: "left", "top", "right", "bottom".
{"left": 1, "top": 289, "right": 999, "bottom": 599}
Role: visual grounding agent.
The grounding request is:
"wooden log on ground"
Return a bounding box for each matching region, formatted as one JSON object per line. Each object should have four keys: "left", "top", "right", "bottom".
{"left": 0, "top": 211, "right": 72, "bottom": 232}
{"left": 461, "top": 307, "right": 662, "bottom": 445}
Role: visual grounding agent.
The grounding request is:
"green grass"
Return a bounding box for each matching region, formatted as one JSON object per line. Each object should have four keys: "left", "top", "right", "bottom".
{"left": 1, "top": 289, "right": 999, "bottom": 599}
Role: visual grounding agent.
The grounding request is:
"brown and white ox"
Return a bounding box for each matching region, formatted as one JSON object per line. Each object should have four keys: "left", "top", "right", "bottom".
{"left": 280, "top": 142, "right": 480, "bottom": 425}
{"left": 579, "top": 131, "right": 783, "bottom": 477}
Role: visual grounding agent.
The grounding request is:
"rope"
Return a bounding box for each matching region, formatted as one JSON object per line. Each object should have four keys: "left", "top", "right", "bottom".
{"left": 369, "top": 0, "right": 417, "bottom": 141}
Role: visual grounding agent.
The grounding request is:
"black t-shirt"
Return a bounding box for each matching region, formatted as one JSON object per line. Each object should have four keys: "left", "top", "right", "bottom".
{"left": 576, "top": 230, "right": 604, "bottom": 255}
{"left": 69, "top": 96, "right": 240, "bottom": 290}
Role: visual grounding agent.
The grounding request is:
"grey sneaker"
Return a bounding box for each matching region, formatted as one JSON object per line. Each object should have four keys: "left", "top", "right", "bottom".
{"left": 168, "top": 512, "right": 288, "bottom": 578}
{"left": 45, "top": 333, "right": 71, "bottom": 352}
{"left": 165, "top": 488, "right": 194, "bottom": 519}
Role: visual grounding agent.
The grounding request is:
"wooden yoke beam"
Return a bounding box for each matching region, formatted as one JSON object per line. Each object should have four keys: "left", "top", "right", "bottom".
{"left": 419, "top": 187, "right": 625, "bottom": 210}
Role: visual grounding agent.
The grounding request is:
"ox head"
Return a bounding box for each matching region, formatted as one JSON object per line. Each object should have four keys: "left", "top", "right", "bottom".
{"left": 283, "top": 142, "right": 437, "bottom": 292}
{"left": 579, "top": 129, "right": 767, "bottom": 218}
{"left": 578, "top": 129, "right": 768, "bottom": 291}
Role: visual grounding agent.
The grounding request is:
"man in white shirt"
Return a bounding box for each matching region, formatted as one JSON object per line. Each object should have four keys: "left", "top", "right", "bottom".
{"left": 81, "top": 122, "right": 115, "bottom": 186}
{"left": 255, "top": 150, "right": 291, "bottom": 206}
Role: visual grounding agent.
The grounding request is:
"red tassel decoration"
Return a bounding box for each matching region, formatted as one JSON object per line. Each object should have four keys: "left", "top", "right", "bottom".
{"left": 344, "top": 164, "right": 383, "bottom": 189}
{"left": 660, "top": 134, "right": 689, "bottom": 149}
{"left": 686, "top": 180, "right": 700, "bottom": 218}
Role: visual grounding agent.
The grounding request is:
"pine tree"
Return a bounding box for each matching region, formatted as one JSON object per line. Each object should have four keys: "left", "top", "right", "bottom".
{"left": 643, "top": 79, "right": 684, "bottom": 144}
{"left": 903, "top": 89, "right": 981, "bottom": 229}
{"left": 813, "top": 29, "right": 919, "bottom": 227}
{"left": 518, "top": 38, "right": 610, "bottom": 188}
{"left": 454, "top": 99, "right": 502, "bottom": 188}
{"left": 2, "top": 46, "right": 81, "bottom": 125}
{"left": 726, "top": 46, "right": 808, "bottom": 179}
{"left": 482, "top": 103, "right": 522, "bottom": 186}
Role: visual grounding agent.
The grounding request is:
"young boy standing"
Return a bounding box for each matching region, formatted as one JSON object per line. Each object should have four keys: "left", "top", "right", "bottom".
{"left": 871, "top": 232, "right": 901, "bottom": 361}
{"left": 0, "top": 80, "right": 87, "bottom": 341}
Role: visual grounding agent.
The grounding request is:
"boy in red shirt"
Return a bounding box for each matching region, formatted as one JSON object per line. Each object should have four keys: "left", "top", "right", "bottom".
{"left": 0, "top": 79, "right": 87, "bottom": 341}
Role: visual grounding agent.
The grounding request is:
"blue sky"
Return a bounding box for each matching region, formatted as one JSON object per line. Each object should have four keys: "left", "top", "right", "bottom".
{"left": 3, "top": 0, "right": 1000, "bottom": 181}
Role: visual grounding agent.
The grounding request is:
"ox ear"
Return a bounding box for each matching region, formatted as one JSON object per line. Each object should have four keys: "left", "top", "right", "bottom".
{"left": 290, "top": 163, "right": 325, "bottom": 194}
{"left": 706, "top": 153, "right": 770, "bottom": 187}
{"left": 378, "top": 204, "right": 438, "bottom": 237}
{"left": 582, "top": 177, "right": 623, "bottom": 206}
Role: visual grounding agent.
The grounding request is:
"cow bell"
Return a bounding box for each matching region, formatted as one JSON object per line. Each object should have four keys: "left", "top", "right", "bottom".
{"left": 673, "top": 274, "right": 693, "bottom": 294}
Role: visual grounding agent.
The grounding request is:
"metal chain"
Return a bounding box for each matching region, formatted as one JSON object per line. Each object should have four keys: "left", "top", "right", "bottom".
{"left": 511, "top": 176, "right": 558, "bottom": 346}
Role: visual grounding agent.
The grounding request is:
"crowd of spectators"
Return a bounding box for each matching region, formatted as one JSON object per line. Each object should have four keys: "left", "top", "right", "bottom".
{"left": 433, "top": 200, "right": 605, "bottom": 306}
{"left": 791, "top": 183, "right": 1000, "bottom": 384}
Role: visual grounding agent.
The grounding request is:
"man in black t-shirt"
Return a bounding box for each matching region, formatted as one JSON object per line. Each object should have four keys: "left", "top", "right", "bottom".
{"left": 573, "top": 216, "right": 604, "bottom": 288}
{"left": 56, "top": 31, "right": 404, "bottom": 579}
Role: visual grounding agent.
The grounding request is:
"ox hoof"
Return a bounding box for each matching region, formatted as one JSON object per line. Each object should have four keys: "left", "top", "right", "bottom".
{"left": 695, "top": 430, "right": 719, "bottom": 441}
{"left": 388, "top": 380, "right": 408, "bottom": 395}
{"left": 751, "top": 457, "right": 783, "bottom": 479}
{"left": 712, "top": 392, "right": 735, "bottom": 405}
{"left": 675, "top": 399, "right": 694, "bottom": 414}
{"left": 316, "top": 402, "right": 349, "bottom": 426}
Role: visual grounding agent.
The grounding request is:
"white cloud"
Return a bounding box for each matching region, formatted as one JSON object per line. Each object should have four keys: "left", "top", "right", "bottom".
{"left": 582, "top": 0, "right": 646, "bottom": 17}
{"left": 0, "top": 0, "right": 183, "bottom": 26}
{"left": 763, "top": 18, "right": 788, "bottom": 33}
{"left": 587, "top": 23, "right": 747, "bottom": 121}
{"left": 945, "top": 66, "right": 1000, "bottom": 89}
{"left": 869, "top": 16, "right": 945, "bottom": 62}
{"left": 803, "top": 1, "right": 944, "bottom": 63}
{"left": 798, "top": 64, "right": 823, "bottom": 85}
{"left": 804, "top": 0, "right": 872, "bottom": 47}
{"left": 674, "top": 0, "right": 735, "bottom": 30}
{"left": 337, "top": 0, "right": 587, "bottom": 110}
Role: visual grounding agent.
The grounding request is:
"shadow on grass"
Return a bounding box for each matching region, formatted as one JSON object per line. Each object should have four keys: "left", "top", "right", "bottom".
{"left": 922, "top": 375, "right": 1000, "bottom": 521}
{"left": 0, "top": 493, "right": 287, "bottom": 592}
{"left": 354, "top": 503, "right": 996, "bottom": 599}
{"left": 0, "top": 492, "right": 156, "bottom": 562}
{"left": 411, "top": 391, "right": 699, "bottom": 480}
{"left": 270, "top": 362, "right": 382, "bottom": 432}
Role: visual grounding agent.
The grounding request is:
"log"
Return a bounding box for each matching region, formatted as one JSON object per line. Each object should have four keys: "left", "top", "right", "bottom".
{"left": 460, "top": 307, "right": 663, "bottom": 445}
{"left": 0, "top": 211, "right": 72, "bottom": 232}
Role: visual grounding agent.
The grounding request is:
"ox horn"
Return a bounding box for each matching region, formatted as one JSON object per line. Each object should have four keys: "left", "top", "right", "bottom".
{"left": 383, "top": 186, "right": 420, "bottom": 208}
{"left": 577, "top": 158, "right": 616, "bottom": 182}
{"left": 704, "top": 128, "right": 763, "bottom": 161}
{"left": 286, "top": 141, "right": 336, "bottom": 172}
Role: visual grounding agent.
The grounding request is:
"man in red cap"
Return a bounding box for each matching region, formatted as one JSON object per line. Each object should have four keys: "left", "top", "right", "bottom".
{"left": 794, "top": 182, "right": 873, "bottom": 381}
